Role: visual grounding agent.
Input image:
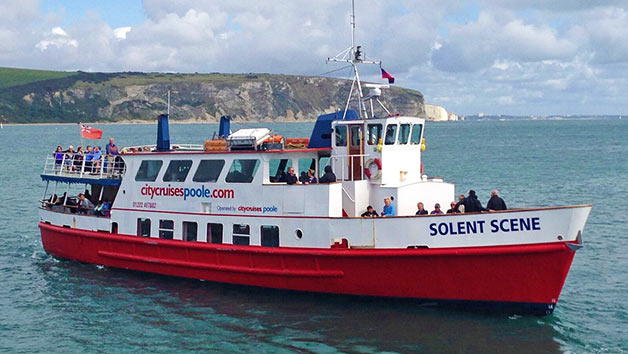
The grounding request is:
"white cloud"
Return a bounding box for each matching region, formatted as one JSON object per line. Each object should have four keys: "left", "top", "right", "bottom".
{"left": 1, "top": 1, "right": 628, "bottom": 114}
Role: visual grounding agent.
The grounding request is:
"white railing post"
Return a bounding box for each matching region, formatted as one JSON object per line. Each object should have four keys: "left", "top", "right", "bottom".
{"left": 60, "top": 154, "right": 66, "bottom": 175}
{"left": 80, "top": 156, "right": 86, "bottom": 178}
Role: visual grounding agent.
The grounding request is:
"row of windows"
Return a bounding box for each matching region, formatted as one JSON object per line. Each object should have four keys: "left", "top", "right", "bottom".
{"left": 335, "top": 123, "right": 423, "bottom": 147}
{"left": 136, "top": 218, "right": 280, "bottom": 247}
{"left": 136, "top": 158, "right": 260, "bottom": 183}
{"left": 136, "top": 157, "right": 330, "bottom": 184}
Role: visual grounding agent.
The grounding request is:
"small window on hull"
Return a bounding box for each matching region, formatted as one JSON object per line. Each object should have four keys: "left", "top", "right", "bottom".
{"left": 207, "top": 223, "right": 223, "bottom": 244}
{"left": 261, "top": 225, "right": 279, "bottom": 247}
{"left": 232, "top": 224, "right": 250, "bottom": 246}
{"left": 159, "top": 219, "right": 174, "bottom": 239}
{"left": 183, "top": 221, "right": 198, "bottom": 242}
{"left": 137, "top": 218, "right": 151, "bottom": 237}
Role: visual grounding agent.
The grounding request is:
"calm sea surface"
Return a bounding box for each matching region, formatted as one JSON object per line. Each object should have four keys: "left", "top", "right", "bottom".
{"left": 0, "top": 119, "right": 626, "bottom": 353}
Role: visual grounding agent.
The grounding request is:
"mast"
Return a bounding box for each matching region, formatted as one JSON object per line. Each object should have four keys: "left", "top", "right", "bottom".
{"left": 327, "top": 0, "right": 383, "bottom": 119}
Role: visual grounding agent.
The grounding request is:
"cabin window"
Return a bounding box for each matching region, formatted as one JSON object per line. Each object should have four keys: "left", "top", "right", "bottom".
{"left": 269, "top": 159, "right": 292, "bottom": 183}
{"left": 193, "top": 160, "right": 225, "bottom": 182}
{"left": 298, "top": 158, "right": 316, "bottom": 182}
{"left": 226, "top": 159, "right": 260, "bottom": 183}
{"left": 183, "top": 221, "right": 198, "bottom": 242}
{"left": 385, "top": 124, "right": 398, "bottom": 145}
{"left": 232, "top": 224, "right": 250, "bottom": 245}
{"left": 261, "top": 225, "right": 280, "bottom": 247}
{"left": 367, "top": 124, "right": 382, "bottom": 145}
{"left": 136, "top": 218, "right": 151, "bottom": 237}
{"left": 350, "top": 126, "right": 361, "bottom": 147}
{"left": 398, "top": 124, "right": 411, "bottom": 144}
{"left": 335, "top": 125, "right": 347, "bottom": 146}
{"left": 207, "top": 223, "right": 223, "bottom": 244}
{"left": 159, "top": 219, "right": 174, "bottom": 239}
{"left": 135, "top": 160, "right": 163, "bottom": 181}
{"left": 163, "top": 160, "right": 193, "bottom": 182}
{"left": 410, "top": 124, "right": 423, "bottom": 144}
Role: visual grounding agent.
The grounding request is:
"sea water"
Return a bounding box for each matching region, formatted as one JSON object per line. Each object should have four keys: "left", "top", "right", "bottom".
{"left": 0, "top": 119, "right": 626, "bottom": 353}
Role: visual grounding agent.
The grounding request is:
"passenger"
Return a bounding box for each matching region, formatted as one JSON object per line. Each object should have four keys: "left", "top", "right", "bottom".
{"left": 319, "top": 165, "right": 337, "bottom": 183}
{"left": 143, "top": 146, "right": 151, "bottom": 152}
{"left": 430, "top": 203, "right": 444, "bottom": 215}
{"left": 84, "top": 146, "right": 94, "bottom": 172}
{"left": 64, "top": 145, "right": 75, "bottom": 170}
{"left": 93, "top": 200, "right": 104, "bottom": 215}
{"left": 463, "top": 190, "right": 488, "bottom": 213}
{"left": 91, "top": 146, "right": 103, "bottom": 173}
{"left": 298, "top": 171, "right": 308, "bottom": 183}
{"left": 73, "top": 146, "right": 84, "bottom": 171}
{"left": 454, "top": 194, "right": 466, "bottom": 213}
{"left": 285, "top": 167, "right": 298, "bottom": 185}
{"left": 105, "top": 138, "right": 119, "bottom": 174}
{"left": 415, "top": 202, "right": 428, "bottom": 215}
{"left": 446, "top": 201, "right": 458, "bottom": 214}
{"left": 304, "top": 169, "right": 317, "bottom": 184}
{"left": 361, "top": 205, "right": 379, "bottom": 218}
{"left": 77, "top": 193, "right": 94, "bottom": 213}
{"left": 381, "top": 197, "right": 396, "bottom": 217}
{"left": 486, "top": 189, "right": 507, "bottom": 211}
{"left": 54, "top": 146, "right": 64, "bottom": 169}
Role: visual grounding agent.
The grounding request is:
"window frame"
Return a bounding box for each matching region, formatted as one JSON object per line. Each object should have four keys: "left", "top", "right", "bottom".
{"left": 367, "top": 123, "right": 383, "bottom": 145}
{"left": 207, "top": 223, "right": 223, "bottom": 244}
{"left": 162, "top": 160, "right": 193, "bottom": 182}
{"left": 136, "top": 218, "right": 151, "bottom": 237}
{"left": 384, "top": 124, "right": 398, "bottom": 145}
{"left": 183, "top": 221, "right": 198, "bottom": 242}
{"left": 410, "top": 124, "right": 423, "bottom": 145}
{"left": 135, "top": 160, "right": 163, "bottom": 182}
{"left": 225, "top": 159, "right": 260, "bottom": 183}
{"left": 261, "top": 225, "right": 280, "bottom": 247}
{"left": 398, "top": 123, "right": 411, "bottom": 145}
{"left": 192, "top": 159, "right": 225, "bottom": 183}
{"left": 335, "top": 125, "right": 347, "bottom": 147}
{"left": 159, "top": 219, "right": 174, "bottom": 239}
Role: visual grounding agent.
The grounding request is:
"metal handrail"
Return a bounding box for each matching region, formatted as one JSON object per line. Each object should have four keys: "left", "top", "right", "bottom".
{"left": 44, "top": 152, "right": 126, "bottom": 179}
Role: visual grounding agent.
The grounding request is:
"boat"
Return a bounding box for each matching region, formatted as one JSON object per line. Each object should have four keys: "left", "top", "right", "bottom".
{"left": 38, "top": 3, "right": 591, "bottom": 315}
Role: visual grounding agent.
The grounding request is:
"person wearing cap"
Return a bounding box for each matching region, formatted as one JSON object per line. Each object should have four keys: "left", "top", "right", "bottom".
{"left": 415, "top": 202, "right": 428, "bottom": 215}
{"left": 430, "top": 203, "right": 444, "bottom": 214}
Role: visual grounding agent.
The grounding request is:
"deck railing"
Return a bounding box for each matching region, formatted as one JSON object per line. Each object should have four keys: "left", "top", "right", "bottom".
{"left": 44, "top": 153, "right": 126, "bottom": 179}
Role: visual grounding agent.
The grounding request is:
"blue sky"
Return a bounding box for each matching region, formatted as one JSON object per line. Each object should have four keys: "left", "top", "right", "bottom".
{"left": 2, "top": 0, "right": 628, "bottom": 116}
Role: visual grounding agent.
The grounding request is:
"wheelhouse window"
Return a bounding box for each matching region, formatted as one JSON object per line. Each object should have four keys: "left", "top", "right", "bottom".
{"left": 367, "top": 124, "right": 382, "bottom": 145}
{"left": 335, "top": 125, "right": 347, "bottom": 146}
{"left": 193, "top": 160, "right": 225, "bottom": 182}
{"left": 135, "top": 160, "right": 163, "bottom": 181}
{"left": 385, "top": 124, "right": 398, "bottom": 145}
{"left": 261, "top": 225, "right": 279, "bottom": 247}
{"left": 163, "top": 160, "right": 193, "bottom": 182}
{"left": 207, "top": 223, "right": 223, "bottom": 244}
{"left": 350, "top": 126, "right": 361, "bottom": 147}
{"left": 398, "top": 124, "right": 411, "bottom": 145}
{"left": 183, "top": 221, "right": 198, "bottom": 242}
{"left": 159, "top": 219, "right": 174, "bottom": 239}
{"left": 232, "top": 224, "right": 250, "bottom": 246}
{"left": 136, "top": 218, "right": 151, "bottom": 237}
{"left": 410, "top": 124, "right": 423, "bottom": 145}
{"left": 226, "top": 159, "right": 260, "bottom": 183}
{"left": 269, "top": 159, "right": 292, "bottom": 183}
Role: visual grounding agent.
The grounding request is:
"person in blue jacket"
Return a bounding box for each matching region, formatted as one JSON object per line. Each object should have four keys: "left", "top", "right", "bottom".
{"left": 381, "top": 197, "right": 396, "bottom": 217}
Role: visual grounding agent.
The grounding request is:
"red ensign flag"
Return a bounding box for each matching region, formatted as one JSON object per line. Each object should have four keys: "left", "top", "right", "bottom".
{"left": 80, "top": 124, "right": 103, "bottom": 140}
{"left": 381, "top": 68, "right": 395, "bottom": 84}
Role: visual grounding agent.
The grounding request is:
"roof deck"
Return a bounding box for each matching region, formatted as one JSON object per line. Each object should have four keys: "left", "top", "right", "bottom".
{"left": 42, "top": 153, "right": 125, "bottom": 185}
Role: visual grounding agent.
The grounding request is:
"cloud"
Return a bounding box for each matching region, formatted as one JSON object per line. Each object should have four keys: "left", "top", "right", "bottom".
{"left": 2, "top": 1, "right": 628, "bottom": 114}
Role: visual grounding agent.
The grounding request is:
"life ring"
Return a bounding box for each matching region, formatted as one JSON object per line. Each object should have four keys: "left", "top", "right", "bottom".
{"left": 364, "top": 158, "right": 382, "bottom": 181}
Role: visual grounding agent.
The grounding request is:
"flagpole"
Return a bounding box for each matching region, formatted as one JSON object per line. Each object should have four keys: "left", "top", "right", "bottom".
{"left": 79, "top": 122, "right": 84, "bottom": 149}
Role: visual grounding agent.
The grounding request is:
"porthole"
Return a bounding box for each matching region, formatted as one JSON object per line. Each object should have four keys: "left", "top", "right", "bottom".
{"left": 295, "top": 228, "right": 303, "bottom": 239}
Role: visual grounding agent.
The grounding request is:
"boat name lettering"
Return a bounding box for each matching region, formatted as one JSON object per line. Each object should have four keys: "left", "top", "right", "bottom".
{"left": 429, "top": 217, "right": 541, "bottom": 236}
{"left": 140, "top": 184, "right": 235, "bottom": 200}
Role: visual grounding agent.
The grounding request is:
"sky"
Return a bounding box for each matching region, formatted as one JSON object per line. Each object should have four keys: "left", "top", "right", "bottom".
{"left": 2, "top": 0, "right": 628, "bottom": 116}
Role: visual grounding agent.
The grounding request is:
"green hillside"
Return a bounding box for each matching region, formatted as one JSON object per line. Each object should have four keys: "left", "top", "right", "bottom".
{"left": 0, "top": 67, "right": 77, "bottom": 89}
{"left": 0, "top": 67, "right": 424, "bottom": 124}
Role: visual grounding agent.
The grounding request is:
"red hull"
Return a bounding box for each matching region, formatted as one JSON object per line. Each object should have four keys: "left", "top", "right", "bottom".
{"left": 39, "top": 222, "right": 577, "bottom": 314}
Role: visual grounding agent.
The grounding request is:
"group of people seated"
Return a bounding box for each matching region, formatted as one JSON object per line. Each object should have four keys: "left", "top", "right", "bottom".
{"left": 278, "top": 166, "right": 337, "bottom": 185}
{"left": 361, "top": 189, "right": 508, "bottom": 218}
{"left": 53, "top": 138, "right": 121, "bottom": 175}
{"left": 46, "top": 190, "right": 111, "bottom": 216}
